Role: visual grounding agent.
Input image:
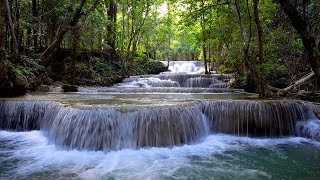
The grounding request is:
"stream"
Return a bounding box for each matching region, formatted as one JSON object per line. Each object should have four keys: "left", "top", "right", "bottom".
{"left": 1, "top": 61, "right": 320, "bottom": 180}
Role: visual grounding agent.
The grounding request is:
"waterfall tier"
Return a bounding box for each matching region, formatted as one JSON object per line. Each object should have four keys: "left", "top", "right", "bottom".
{"left": 1, "top": 100, "right": 319, "bottom": 151}
{"left": 110, "top": 74, "right": 232, "bottom": 89}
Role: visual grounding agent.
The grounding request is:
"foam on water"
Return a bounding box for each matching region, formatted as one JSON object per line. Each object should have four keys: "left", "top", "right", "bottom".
{"left": 166, "top": 61, "right": 205, "bottom": 74}
{"left": 1, "top": 130, "right": 320, "bottom": 179}
{"left": 114, "top": 77, "right": 180, "bottom": 88}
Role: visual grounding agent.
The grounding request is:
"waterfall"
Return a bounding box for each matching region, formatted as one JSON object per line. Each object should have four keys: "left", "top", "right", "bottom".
{"left": 0, "top": 101, "right": 51, "bottom": 131}
{"left": 159, "top": 74, "right": 231, "bottom": 87}
{"left": 186, "top": 77, "right": 220, "bottom": 88}
{"left": 115, "top": 77, "right": 180, "bottom": 88}
{"left": 76, "top": 87, "right": 243, "bottom": 93}
{"left": 201, "top": 100, "right": 317, "bottom": 137}
{"left": 164, "top": 61, "right": 205, "bottom": 74}
{"left": 209, "top": 83, "right": 229, "bottom": 88}
{"left": 0, "top": 100, "right": 319, "bottom": 152}
{"left": 40, "top": 104, "right": 208, "bottom": 151}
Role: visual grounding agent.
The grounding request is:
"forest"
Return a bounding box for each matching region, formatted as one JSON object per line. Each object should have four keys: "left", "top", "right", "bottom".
{"left": 2, "top": 0, "right": 320, "bottom": 178}
{"left": 0, "top": 0, "right": 319, "bottom": 99}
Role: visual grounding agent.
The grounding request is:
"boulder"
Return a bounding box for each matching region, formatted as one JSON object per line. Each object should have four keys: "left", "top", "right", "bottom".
{"left": 52, "top": 81, "right": 64, "bottom": 86}
{"left": 62, "top": 84, "right": 78, "bottom": 92}
{"left": 0, "top": 59, "right": 27, "bottom": 97}
{"left": 43, "top": 77, "right": 54, "bottom": 85}
{"left": 37, "top": 85, "right": 50, "bottom": 92}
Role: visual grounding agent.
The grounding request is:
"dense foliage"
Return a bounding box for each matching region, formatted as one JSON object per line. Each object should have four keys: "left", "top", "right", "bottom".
{"left": 0, "top": 0, "right": 319, "bottom": 96}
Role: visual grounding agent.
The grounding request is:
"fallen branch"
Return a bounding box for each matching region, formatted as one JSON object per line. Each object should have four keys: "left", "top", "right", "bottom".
{"left": 278, "top": 71, "right": 315, "bottom": 95}
{"left": 266, "top": 85, "right": 281, "bottom": 92}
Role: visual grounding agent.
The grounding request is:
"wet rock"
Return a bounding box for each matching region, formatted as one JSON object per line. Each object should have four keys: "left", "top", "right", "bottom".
{"left": 62, "top": 84, "right": 78, "bottom": 92}
{"left": 12, "top": 73, "right": 28, "bottom": 95}
{"left": 52, "top": 81, "right": 64, "bottom": 86}
{"left": 43, "top": 77, "right": 54, "bottom": 85}
{"left": 0, "top": 59, "right": 27, "bottom": 96}
{"left": 27, "top": 74, "right": 43, "bottom": 91}
{"left": 37, "top": 85, "right": 50, "bottom": 92}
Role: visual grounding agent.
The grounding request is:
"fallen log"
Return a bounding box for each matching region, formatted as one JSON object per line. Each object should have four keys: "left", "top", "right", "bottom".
{"left": 278, "top": 71, "right": 315, "bottom": 95}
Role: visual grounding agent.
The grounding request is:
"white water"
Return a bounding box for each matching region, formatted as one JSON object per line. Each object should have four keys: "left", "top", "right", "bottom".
{"left": 115, "top": 77, "right": 180, "bottom": 88}
{"left": 2, "top": 61, "right": 320, "bottom": 179}
{"left": 1, "top": 130, "right": 320, "bottom": 179}
{"left": 165, "top": 61, "right": 205, "bottom": 74}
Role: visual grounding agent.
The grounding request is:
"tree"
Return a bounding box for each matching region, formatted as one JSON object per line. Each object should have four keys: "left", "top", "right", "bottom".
{"left": 0, "top": 0, "right": 5, "bottom": 53}
{"left": 41, "top": 0, "right": 100, "bottom": 67}
{"left": 229, "top": 0, "right": 264, "bottom": 95}
{"left": 5, "top": 0, "right": 19, "bottom": 56}
{"left": 277, "top": 0, "right": 320, "bottom": 81}
{"left": 106, "top": 0, "right": 117, "bottom": 48}
{"left": 253, "top": 0, "right": 265, "bottom": 95}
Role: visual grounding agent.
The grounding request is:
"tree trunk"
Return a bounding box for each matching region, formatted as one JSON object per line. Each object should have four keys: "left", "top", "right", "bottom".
{"left": 15, "top": 0, "right": 21, "bottom": 51}
{"left": 253, "top": 0, "right": 263, "bottom": 65}
{"left": 125, "top": 0, "right": 150, "bottom": 74}
{"left": 0, "top": 0, "right": 6, "bottom": 52}
{"left": 4, "top": 0, "right": 18, "bottom": 56}
{"left": 230, "top": 0, "right": 263, "bottom": 95}
{"left": 166, "top": 0, "right": 171, "bottom": 66}
{"left": 41, "top": 0, "right": 99, "bottom": 67}
{"left": 277, "top": 0, "right": 320, "bottom": 80}
{"left": 41, "top": 25, "right": 71, "bottom": 67}
{"left": 253, "top": 0, "right": 265, "bottom": 96}
{"left": 32, "top": 0, "right": 38, "bottom": 50}
{"left": 107, "top": 0, "right": 117, "bottom": 48}
{"left": 201, "top": 0, "right": 209, "bottom": 74}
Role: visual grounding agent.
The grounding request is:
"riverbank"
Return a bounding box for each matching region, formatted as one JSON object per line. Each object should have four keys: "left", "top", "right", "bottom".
{"left": 0, "top": 50, "right": 167, "bottom": 97}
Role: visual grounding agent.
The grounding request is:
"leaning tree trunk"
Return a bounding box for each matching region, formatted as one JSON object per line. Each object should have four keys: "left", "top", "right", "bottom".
{"left": 41, "top": 0, "right": 99, "bottom": 67}
{"left": 278, "top": 0, "right": 320, "bottom": 80}
{"left": 41, "top": 0, "right": 86, "bottom": 67}
{"left": 41, "top": 25, "right": 71, "bottom": 67}
{"left": 4, "top": 0, "right": 19, "bottom": 56}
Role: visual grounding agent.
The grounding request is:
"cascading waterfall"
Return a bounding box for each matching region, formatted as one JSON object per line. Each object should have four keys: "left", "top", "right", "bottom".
{"left": 165, "top": 61, "right": 205, "bottom": 74}
{"left": 186, "top": 77, "right": 220, "bottom": 88}
{"left": 209, "top": 83, "right": 229, "bottom": 88}
{"left": 201, "top": 100, "right": 317, "bottom": 137}
{"left": 2, "top": 60, "right": 320, "bottom": 179}
{"left": 115, "top": 77, "right": 180, "bottom": 88}
{"left": 0, "top": 100, "right": 319, "bottom": 152}
{"left": 77, "top": 87, "right": 243, "bottom": 93}
{"left": 0, "top": 101, "right": 51, "bottom": 131}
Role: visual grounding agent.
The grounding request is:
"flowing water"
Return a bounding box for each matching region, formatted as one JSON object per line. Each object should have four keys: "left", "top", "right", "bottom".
{"left": 1, "top": 61, "right": 320, "bottom": 179}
